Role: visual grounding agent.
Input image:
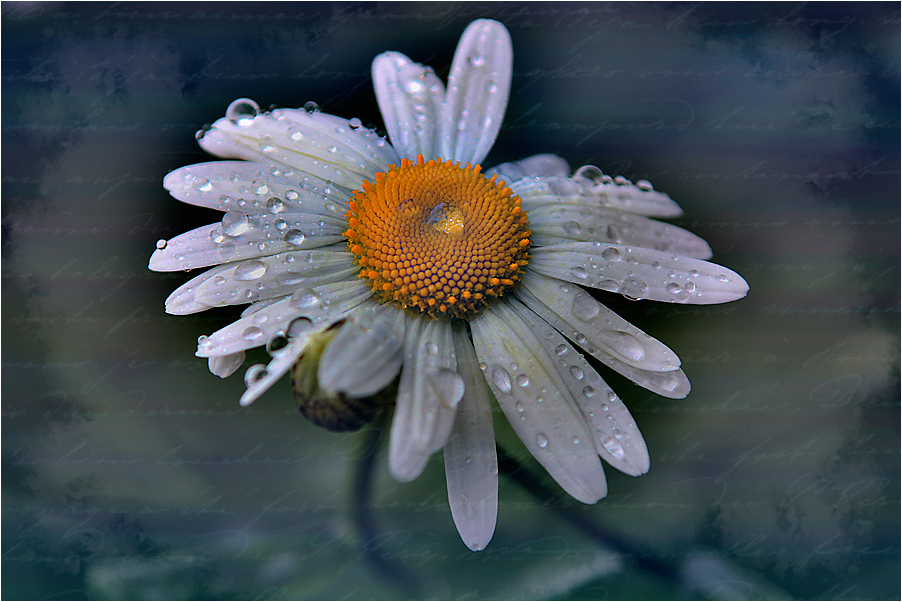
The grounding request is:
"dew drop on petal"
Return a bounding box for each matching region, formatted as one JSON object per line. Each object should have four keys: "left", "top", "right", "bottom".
{"left": 601, "top": 247, "right": 621, "bottom": 262}
{"left": 287, "top": 316, "right": 314, "bottom": 338}
{"left": 582, "top": 386, "right": 595, "bottom": 398}
{"left": 226, "top": 98, "right": 260, "bottom": 125}
{"left": 266, "top": 197, "right": 284, "bottom": 213}
{"left": 289, "top": 288, "right": 319, "bottom": 309}
{"left": 303, "top": 101, "right": 320, "bottom": 113}
{"left": 284, "top": 229, "right": 306, "bottom": 246}
{"left": 515, "top": 401, "right": 525, "bottom": 413}
{"left": 491, "top": 365, "right": 512, "bottom": 393}
{"left": 570, "top": 266, "right": 588, "bottom": 280}
{"left": 666, "top": 282, "right": 682, "bottom": 295}
{"left": 555, "top": 344, "right": 568, "bottom": 355}
{"left": 285, "top": 190, "right": 299, "bottom": 201}
{"left": 562, "top": 220, "right": 581, "bottom": 235}
{"left": 222, "top": 210, "right": 250, "bottom": 236}
{"left": 572, "top": 292, "right": 600, "bottom": 321}
{"left": 515, "top": 374, "right": 529, "bottom": 387}
{"left": 155, "top": 239, "right": 167, "bottom": 250}
{"left": 242, "top": 326, "right": 264, "bottom": 342}
{"left": 424, "top": 341, "right": 438, "bottom": 355}
{"left": 602, "top": 436, "right": 625, "bottom": 459}
{"left": 536, "top": 433, "right": 549, "bottom": 448}
{"left": 233, "top": 259, "right": 267, "bottom": 281}
{"left": 569, "top": 366, "right": 584, "bottom": 380}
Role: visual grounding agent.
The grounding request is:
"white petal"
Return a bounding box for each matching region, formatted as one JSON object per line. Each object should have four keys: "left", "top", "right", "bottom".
{"left": 530, "top": 242, "right": 749, "bottom": 304}
{"left": 197, "top": 104, "right": 400, "bottom": 189}
{"left": 195, "top": 280, "right": 372, "bottom": 357}
{"left": 372, "top": 51, "right": 444, "bottom": 161}
{"left": 604, "top": 358, "right": 691, "bottom": 399}
{"left": 239, "top": 333, "right": 308, "bottom": 407}
{"left": 514, "top": 172, "right": 684, "bottom": 218}
{"left": 444, "top": 321, "right": 498, "bottom": 551}
{"left": 518, "top": 272, "right": 681, "bottom": 373}
{"left": 148, "top": 213, "right": 345, "bottom": 272}
{"left": 208, "top": 351, "right": 245, "bottom": 378}
{"left": 470, "top": 303, "right": 607, "bottom": 504}
{"left": 486, "top": 154, "right": 571, "bottom": 182}
{"left": 163, "top": 161, "right": 350, "bottom": 216}
{"left": 389, "top": 316, "right": 462, "bottom": 482}
{"left": 527, "top": 202, "right": 713, "bottom": 259}
{"left": 164, "top": 248, "right": 355, "bottom": 314}
{"left": 318, "top": 313, "right": 403, "bottom": 398}
{"left": 505, "top": 300, "right": 649, "bottom": 476}
{"left": 438, "top": 19, "right": 512, "bottom": 165}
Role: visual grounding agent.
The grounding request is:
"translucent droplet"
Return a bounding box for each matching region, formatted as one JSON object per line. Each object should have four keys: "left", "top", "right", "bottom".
{"left": 287, "top": 316, "right": 314, "bottom": 338}
{"left": 602, "top": 331, "right": 646, "bottom": 362}
{"left": 536, "top": 433, "right": 549, "bottom": 448}
{"left": 274, "top": 219, "right": 288, "bottom": 231}
{"left": 424, "top": 341, "right": 438, "bottom": 355}
{"left": 569, "top": 366, "right": 584, "bottom": 380}
{"left": 303, "top": 101, "right": 320, "bottom": 113}
{"left": 284, "top": 230, "right": 305, "bottom": 246}
{"left": 689, "top": 269, "right": 699, "bottom": 278}
{"left": 289, "top": 288, "right": 319, "bottom": 309}
{"left": 602, "top": 247, "right": 621, "bottom": 262}
{"left": 602, "top": 436, "right": 625, "bottom": 459}
{"left": 491, "top": 365, "right": 512, "bottom": 393}
{"left": 266, "top": 334, "right": 289, "bottom": 356}
{"left": 570, "top": 266, "right": 588, "bottom": 279}
{"left": 572, "top": 292, "right": 600, "bottom": 321}
{"left": 606, "top": 224, "right": 623, "bottom": 242}
{"left": 636, "top": 179, "right": 654, "bottom": 191}
{"left": 266, "top": 197, "right": 284, "bottom": 213}
{"left": 290, "top": 131, "right": 304, "bottom": 141}
{"left": 555, "top": 344, "right": 568, "bottom": 355}
{"left": 515, "top": 374, "right": 529, "bottom": 387}
{"left": 572, "top": 436, "right": 581, "bottom": 444}
{"left": 221, "top": 210, "right": 250, "bottom": 236}
{"left": 244, "top": 363, "right": 268, "bottom": 386}
{"left": 285, "top": 190, "right": 299, "bottom": 201}
{"left": 515, "top": 401, "right": 525, "bottom": 413}
{"left": 716, "top": 274, "right": 730, "bottom": 283}
{"left": 562, "top": 220, "right": 581, "bottom": 235}
{"left": 234, "top": 259, "right": 267, "bottom": 281}
{"left": 155, "top": 239, "right": 167, "bottom": 250}
{"left": 666, "top": 282, "right": 682, "bottom": 294}
{"left": 597, "top": 279, "right": 620, "bottom": 293}
{"left": 607, "top": 390, "right": 616, "bottom": 402}
{"left": 226, "top": 98, "right": 260, "bottom": 125}
{"left": 468, "top": 55, "right": 485, "bottom": 67}
{"left": 582, "top": 386, "right": 595, "bottom": 398}
{"left": 242, "top": 326, "right": 264, "bottom": 342}
{"left": 349, "top": 117, "right": 362, "bottom": 129}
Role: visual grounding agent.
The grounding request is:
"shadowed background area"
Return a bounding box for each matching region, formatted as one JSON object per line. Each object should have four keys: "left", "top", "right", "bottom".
{"left": 3, "top": 2, "right": 899, "bottom": 599}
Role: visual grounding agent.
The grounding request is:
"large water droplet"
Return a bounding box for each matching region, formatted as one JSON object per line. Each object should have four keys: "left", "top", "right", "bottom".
{"left": 602, "top": 247, "right": 621, "bottom": 262}
{"left": 468, "top": 54, "right": 486, "bottom": 67}
{"left": 221, "top": 210, "right": 250, "bottom": 236}
{"left": 536, "top": 433, "right": 549, "bottom": 448}
{"left": 424, "top": 341, "right": 438, "bottom": 355}
{"left": 570, "top": 266, "right": 588, "bottom": 279}
{"left": 515, "top": 374, "right": 530, "bottom": 387}
{"left": 244, "top": 363, "right": 268, "bottom": 386}
{"left": 242, "top": 326, "right": 264, "bottom": 342}
{"left": 284, "top": 230, "right": 305, "bottom": 246}
{"left": 666, "top": 282, "right": 682, "bottom": 294}
{"left": 602, "top": 436, "right": 625, "bottom": 459}
{"left": 266, "top": 197, "right": 284, "bottom": 213}
{"left": 569, "top": 366, "right": 584, "bottom": 380}
{"left": 226, "top": 98, "right": 260, "bottom": 125}
{"left": 303, "top": 100, "right": 320, "bottom": 113}
{"left": 234, "top": 259, "right": 267, "bottom": 281}
{"left": 555, "top": 344, "right": 568, "bottom": 355}
{"left": 491, "top": 365, "right": 512, "bottom": 393}
{"left": 572, "top": 292, "right": 600, "bottom": 321}
{"left": 289, "top": 288, "right": 319, "bottom": 309}
{"left": 266, "top": 334, "right": 289, "bottom": 356}
{"left": 155, "top": 239, "right": 167, "bottom": 250}
{"left": 601, "top": 331, "right": 646, "bottom": 362}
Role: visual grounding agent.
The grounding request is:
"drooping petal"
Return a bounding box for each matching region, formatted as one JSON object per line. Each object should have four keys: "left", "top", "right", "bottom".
{"left": 148, "top": 213, "right": 345, "bottom": 272}
{"left": 444, "top": 321, "right": 498, "bottom": 551}
{"left": 163, "top": 247, "right": 356, "bottom": 314}
{"left": 527, "top": 202, "right": 713, "bottom": 259}
{"left": 470, "top": 303, "right": 608, "bottom": 504}
{"left": 514, "top": 171, "right": 684, "bottom": 218}
{"left": 208, "top": 351, "right": 245, "bottom": 378}
{"left": 372, "top": 51, "right": 445, "bottom": 161}
{"left": 438, "top": 19, "right": 512, "bottom": 166}
{"left": 530, "top": 242, "right": 749, "bottom": 304}
{"left": 604, "top": 356, "right": 692, "bottom": 399}
{"left": 485, "top": 154, "right": 571, "bottom": 182}
{"left": 517, "top": 272, "right": 681, "bottom": 373}
{"left": 162, "top": 161, "right": 350, "bottom": 216}
{"left": 318, "top": 312, "right": 404, "bottom": 398}
{"left": 195, "top": 280, "right": 372, "bottom": 358}
{"left": 505, "top": 300, "right": 649, "bottom": 476}
{"left": 197, "top": 103, "right": 400, "bottom": 189}
{"left": 389, "top": 316, "right": 463, "bottom": 482}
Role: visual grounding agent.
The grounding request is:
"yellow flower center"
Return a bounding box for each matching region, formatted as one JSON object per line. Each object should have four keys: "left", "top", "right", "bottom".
{"left": 344, "top": 154, "right": 531, "bottom": 319}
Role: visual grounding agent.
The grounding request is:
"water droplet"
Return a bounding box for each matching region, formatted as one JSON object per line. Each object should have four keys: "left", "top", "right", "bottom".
{"left": 666, "top": 282, "right": 682, "bottom": 294}
{"left": 221, "top": 210, "right": 250, "bottom": 236}
{"left": 234, "top": 259, "right": 267, "bottom": 281}
{"left": 267, "top": 335, "right": 289, "bottom": 356}
{"left": 290, "top": 130, "right": 304, "bottom": 141}
{"left": 572, "top": 292, "right": 600, "bottom": 321}
{"left": 689, "top": 269, "right": 699, "bottom": 279}
{"left": 424, "top": 341, "right": 438, "bottom": 355}
{"left": 155, "top": 239, "right": 167, "bottom": 250}
{"left": 242, "top": 326, "right": 264, "bottom": 342}
{"left": 685, "top": 281, "right": 697, "bottom": 293}
{"left": 349, "top": 117, "right": 362, "bottom": 129}
{"left": 198, "top": 179, "right": 213, "bottom": 193}
{"left": 602, "top": 247, "right": 621, "bottom": 262}
{"left": 602, "top": 436, "right": 625, "bottom": 459}
{"left": 274, "top": 219, "right": 288, "bottom": 231}
{"left": 572, "top": 436, "right": 581, "bottom": 444}
{"left": 244, "top": 363, "right": 268, "bottom": 386}
{"left": 468, "top": 55, "right": 485, "bottom": 67}
{"left": 607, "top": 390, "right": 617, "bottom": 402}
{"left": 226, "top": 98, "right": 260, "bottom": 125}
{"left": 570, "top": 266, "right": 588, "bottom": 279}
{"left": 266, "top": 197, "right": 284, "bottom": 213}
{"left": 597, "top": 279, "right": 620, "bottom": 293}
{"left": 536, "top": 433, "right": 549, "bottom": 448}
{"left": 569, "top": 366, "right": 584, "bottom": 380}
{"left": 284, "top": 229, "right": 305, "bottom": 245}
{"left": 602, "top": 331, "right": 646, "bottom": 362}
{"left": 555, "top": 344, "right": 568, "bottom": 355}
{"left": 289, "top": 288, "right": 319, "bottom": 309}
{"left": 636, "top": 179, "right": 654, "bottom": 191}
{"left": 562, "top": 220, "right": 581, "bottom": 235}
{"left": 491, "top": 365, "right": 512, "bottom": 393}
{"left": 303, "top": 100, "right": 320, "bottom": 113}
{"left": 287, "top": 316, "right": 314, "bottom": 338}
{"left": 515, "top": 401, "right": 525, "bottom": 413}
{"left": 583, "top": 386, "right": 595, "bottom": 397}
{"left": 606, "top": 224, "right": 623, "bottom": 242}
{"left": 285, "top": 190, "right": 299, "bottom": 201}
{"left": 716, "top": 274, "right": 730, "bottom": 283}
{"left": 515, "top": 374, "right": 529, "bottom": 387}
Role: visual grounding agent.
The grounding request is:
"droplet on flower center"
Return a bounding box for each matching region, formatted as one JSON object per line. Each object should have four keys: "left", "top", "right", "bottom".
{"left": 343, "top": 155, "right": 531, "bottom": 319}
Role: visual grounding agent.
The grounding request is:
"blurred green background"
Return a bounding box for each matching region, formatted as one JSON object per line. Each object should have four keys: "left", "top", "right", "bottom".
{"left": 3, "top": 2, "right": 898, "bottom": 599}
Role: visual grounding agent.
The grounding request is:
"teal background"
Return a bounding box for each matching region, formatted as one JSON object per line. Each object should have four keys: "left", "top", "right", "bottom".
{"left": 3, "top": 2, "right": 899, "bottom": 599}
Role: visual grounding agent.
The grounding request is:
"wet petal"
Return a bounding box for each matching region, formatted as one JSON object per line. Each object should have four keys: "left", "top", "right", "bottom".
{"left": 471, "top": 303, "right": 607, "bottom": 504}
{"left": 486, "top": 154, "right": 570, "bottom": 182}
{"left": 444, "top": 321, "right": 498, "bottom": 551}
{"left": 506, "top": 300, "right": 649, "bottom": 476}
{"left": 438, "top": 19, "right": 512, "bottom": 166}
{"left": 372, "top": 51, "right": 445, "bottom": 161}
{"left": 197, "top": 103, "right": 400, "bottom": 189}
{"left": 318, "top": 313, "right": 403, "bottom": 398}
{"left": 389, "top": 316, "right": 462, "bottom": 482}
{"left": 531, "top": 242, "right": 749, "bottom": 304}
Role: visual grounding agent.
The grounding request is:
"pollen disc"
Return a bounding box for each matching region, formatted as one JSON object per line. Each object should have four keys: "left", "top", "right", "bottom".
{"left": 344, "top": 154, "right": 531, "bottom": 319}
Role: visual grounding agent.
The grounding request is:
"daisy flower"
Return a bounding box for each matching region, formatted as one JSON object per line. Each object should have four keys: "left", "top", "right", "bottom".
{"left": 149, "top": 19, "right": 748, "bottom": 551}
